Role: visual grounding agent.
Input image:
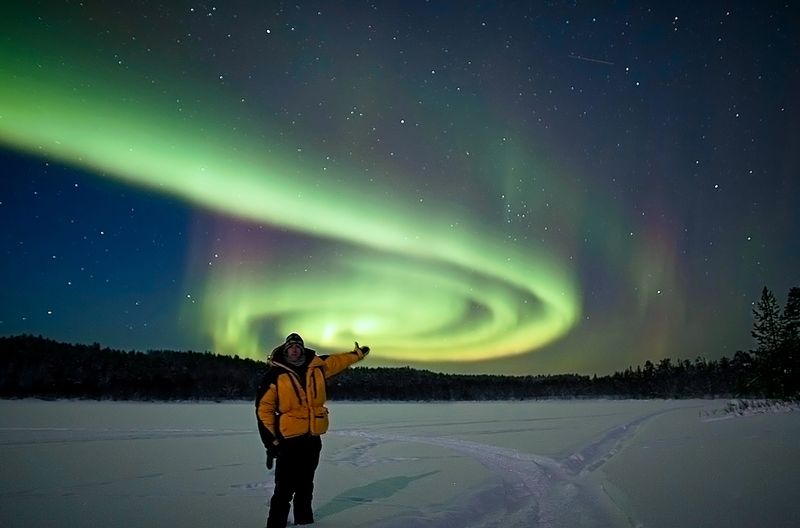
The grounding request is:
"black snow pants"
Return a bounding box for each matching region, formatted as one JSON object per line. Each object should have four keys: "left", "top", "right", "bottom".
{"left": 266, "top": 434, "right": 323, "bottom": 528}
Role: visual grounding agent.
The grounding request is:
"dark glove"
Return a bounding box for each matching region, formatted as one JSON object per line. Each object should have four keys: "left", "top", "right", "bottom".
{"left": 354, "top": 341, "right": 370, "bottom": 356}
{"left": 266, "top": 444, "right": 279, "bottom": 470}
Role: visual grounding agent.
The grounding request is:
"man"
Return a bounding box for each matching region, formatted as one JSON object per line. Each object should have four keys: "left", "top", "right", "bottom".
{"left": 256, "top": 332, "right": 369, "bottom": 527}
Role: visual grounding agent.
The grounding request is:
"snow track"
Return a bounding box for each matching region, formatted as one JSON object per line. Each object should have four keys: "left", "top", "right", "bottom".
{"left": 331, "top": 410, "right": 677, "bottom": 528}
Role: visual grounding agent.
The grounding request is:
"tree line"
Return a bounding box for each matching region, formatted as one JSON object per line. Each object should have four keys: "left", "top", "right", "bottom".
{"left": 1, "top": 285, "right": 797, "bottom": 401}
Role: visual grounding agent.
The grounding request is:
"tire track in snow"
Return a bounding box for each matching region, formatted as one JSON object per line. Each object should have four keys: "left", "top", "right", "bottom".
{"left": 333, "top": 430, "right": 596, "bottom": 527}
{"left": 561, "top": 407, "right": 690, "bottom": 476}
{"left": 332, "top": 408, "right": 687, "bottom": 528}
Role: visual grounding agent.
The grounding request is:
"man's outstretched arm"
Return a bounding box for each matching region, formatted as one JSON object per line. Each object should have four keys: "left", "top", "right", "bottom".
{"left": 321, "top": 342, "right": 369, "bottom": 378}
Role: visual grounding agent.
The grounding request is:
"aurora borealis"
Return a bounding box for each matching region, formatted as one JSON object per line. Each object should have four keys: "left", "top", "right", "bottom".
{"left": 1, "top": 2, "right": 798, "bottom": 374}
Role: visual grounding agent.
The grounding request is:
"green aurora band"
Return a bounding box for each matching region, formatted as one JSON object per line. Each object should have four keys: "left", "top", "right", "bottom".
{"left": 0, "top": 46, "right": 580, "bottom": 362}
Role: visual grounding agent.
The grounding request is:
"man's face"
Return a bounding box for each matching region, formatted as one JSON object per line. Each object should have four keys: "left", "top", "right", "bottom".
{"left": 285, "top": 343, "right": 303, "bottom": 362}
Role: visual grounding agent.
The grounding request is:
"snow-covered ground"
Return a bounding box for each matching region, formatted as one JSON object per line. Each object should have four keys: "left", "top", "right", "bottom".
{"left": 1, "top": 399, "right": 798, "bottom": 527}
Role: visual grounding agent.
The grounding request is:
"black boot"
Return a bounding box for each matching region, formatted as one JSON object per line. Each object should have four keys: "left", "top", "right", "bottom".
{"left": 293, "top": 504, "right": 314, "bottom": 525}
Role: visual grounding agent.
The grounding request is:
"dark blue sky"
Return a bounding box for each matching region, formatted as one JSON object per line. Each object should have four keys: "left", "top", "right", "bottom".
{"left": 1, "top": 1, "right": 798, "bottom": 374}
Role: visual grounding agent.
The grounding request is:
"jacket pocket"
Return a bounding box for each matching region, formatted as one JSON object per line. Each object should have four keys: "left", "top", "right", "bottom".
{"left": 280, "top": 410, "right": 310, "bottom": 438}
{"left": 311, "top": 406, "right": 329, "bottom": 435}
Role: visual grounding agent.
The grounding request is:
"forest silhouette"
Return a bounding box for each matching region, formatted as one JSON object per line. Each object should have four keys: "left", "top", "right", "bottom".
{"left": 2, "top": 286, "right": 797, "bottom": 401}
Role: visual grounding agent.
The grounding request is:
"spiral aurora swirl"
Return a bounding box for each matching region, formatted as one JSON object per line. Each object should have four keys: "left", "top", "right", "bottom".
{"left": 0, "top": 49, "right": 580, "bottom": 362}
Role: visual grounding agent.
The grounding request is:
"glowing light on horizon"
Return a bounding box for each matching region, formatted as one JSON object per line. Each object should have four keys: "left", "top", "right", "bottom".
{"left": 0, "top": 51, "right": 581, "bottom": 362}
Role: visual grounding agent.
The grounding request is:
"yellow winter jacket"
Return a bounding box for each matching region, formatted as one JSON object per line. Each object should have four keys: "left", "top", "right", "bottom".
{"left": 256, "top": 347, "right": 366, "bottom": 443}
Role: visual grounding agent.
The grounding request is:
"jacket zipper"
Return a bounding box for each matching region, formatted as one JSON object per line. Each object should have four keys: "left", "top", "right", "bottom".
{"left": 311, "top": 369, "right": 318, "bottom": 400}
{"left": 276, "top": 364, "right": 305, "bottom": 405}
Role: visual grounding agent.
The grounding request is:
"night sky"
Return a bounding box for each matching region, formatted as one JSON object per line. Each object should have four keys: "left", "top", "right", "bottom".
{"left": 1, "top": 1, "right": 798, "bottom": 375}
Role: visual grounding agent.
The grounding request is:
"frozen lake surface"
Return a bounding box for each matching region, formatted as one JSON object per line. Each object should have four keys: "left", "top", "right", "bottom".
{"left": 1, "top": 399, "right": 798, "bottom": 527}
